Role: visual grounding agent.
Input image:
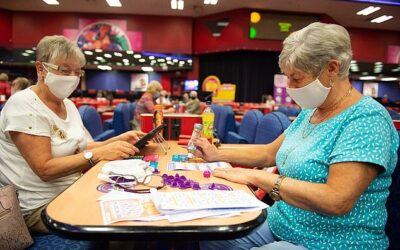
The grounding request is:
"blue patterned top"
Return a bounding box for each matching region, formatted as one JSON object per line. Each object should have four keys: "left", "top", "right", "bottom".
{"left": 268, "top": 96, "right": 399, "bottom": 250}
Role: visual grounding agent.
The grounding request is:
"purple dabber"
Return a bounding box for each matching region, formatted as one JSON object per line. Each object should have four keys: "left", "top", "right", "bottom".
{"left": 161, "top": 173, "right": 232, "bottom": 191}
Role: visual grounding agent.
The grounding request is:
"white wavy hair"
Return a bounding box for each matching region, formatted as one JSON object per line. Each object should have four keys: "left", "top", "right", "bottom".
{"left": 36, "top": 35, "right": 86, "bottom": 66}
{"left": 279, "top": 22, "right": 352, "bottom": 79}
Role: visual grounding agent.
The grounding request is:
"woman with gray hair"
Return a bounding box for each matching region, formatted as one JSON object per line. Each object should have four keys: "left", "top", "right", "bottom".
{"left": 196, "top": 22, "right": 398, "bottom": 249}
{"left": 0, "top": 35, "right": 145, "bottom": 233}
{"left": 10, "top": 77, "right": 32, "bottom": 95}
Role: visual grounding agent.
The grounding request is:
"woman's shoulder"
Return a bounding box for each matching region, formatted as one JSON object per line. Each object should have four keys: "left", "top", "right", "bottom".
{"left": 349, "top": 96, "right": 391, "bottom": 120}
{"left": 3, "top": 88, "right": 36, "bottom": 108}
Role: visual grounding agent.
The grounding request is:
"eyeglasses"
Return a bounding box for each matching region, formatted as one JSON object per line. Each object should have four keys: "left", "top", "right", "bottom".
{"left": 111, "top": 174, "right": 165, "bottom": 193}
{"left": 42, "top": 62, "right": 85, "bottom": 77}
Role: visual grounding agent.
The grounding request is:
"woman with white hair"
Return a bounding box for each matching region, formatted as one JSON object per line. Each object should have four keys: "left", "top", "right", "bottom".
{"left": 196, "top": 22, "right": 398, "bottom": 249}
{"left": 0, "top": 35, "right": 144, "bottom": 233}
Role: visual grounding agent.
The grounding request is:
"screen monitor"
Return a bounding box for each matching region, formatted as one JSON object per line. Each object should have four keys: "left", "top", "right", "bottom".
{"left": 184, "top": 80, "right": 199, "bottom": 91}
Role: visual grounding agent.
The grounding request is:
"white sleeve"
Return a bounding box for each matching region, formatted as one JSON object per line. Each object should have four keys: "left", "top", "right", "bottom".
{"left": 2, "top": 93, "right": 51, "bottom": 137}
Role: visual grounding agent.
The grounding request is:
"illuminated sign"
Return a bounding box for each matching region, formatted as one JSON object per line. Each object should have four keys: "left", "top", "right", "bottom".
{"left": 249, "top": 12, "right": 318, "bottom": 40}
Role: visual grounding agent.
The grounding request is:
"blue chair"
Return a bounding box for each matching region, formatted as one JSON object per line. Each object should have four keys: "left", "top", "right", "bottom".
{"left": 112, "top": 103, "right": 131, "bottom": 136}
{"left": 385, "top": 131, "right": 400, "bottom": 250}
{"left": 226, "top": 110, "right": 263, "bottom": 144}
{"left": 78, "top": 105, "right": 114, "bottom": 141}
{"left": 277, "top": 106, "right": 289, "bottom": 116}
{"left": 211, "top": 105, "right": 236, "bottom": 143}
{"left": 387, "top": 109, "right": 400, "bottom": 120}
{"left": 287, "top": 107, "right": 301, "bottom": 117}
{"left": 28, "top": 234, "right": 101, "bottom": 249}
{"left": 127, "top": 102, "right": 136, "bottom": 122}
{"left": 254, "top": 112, "right": 291, "bottom": 144}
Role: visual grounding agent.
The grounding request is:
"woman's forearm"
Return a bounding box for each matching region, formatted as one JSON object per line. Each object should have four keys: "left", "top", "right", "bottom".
{"left": 217, "top": 145, "right": 275, "bottom": 168}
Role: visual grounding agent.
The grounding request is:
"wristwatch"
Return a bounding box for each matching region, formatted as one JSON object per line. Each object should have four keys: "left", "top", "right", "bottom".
{"left": 269, "top": 175, "right": 286, "bottom": 201}
{"left": 83, "top": 150, "right": 95, "bottom": 166}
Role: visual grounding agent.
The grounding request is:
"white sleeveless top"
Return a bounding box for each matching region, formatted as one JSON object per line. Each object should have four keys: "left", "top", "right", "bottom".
{"left": 0, "top": 87, "right": 87, "bottom": 215}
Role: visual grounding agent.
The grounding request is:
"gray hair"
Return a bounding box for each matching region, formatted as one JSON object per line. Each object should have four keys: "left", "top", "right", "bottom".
{"left": 279, "top": 22, "right": 352, "bottom": 79}
{"left": 12, "top": 77, "right": 31, "bottom": 90}
{"left": 0, "top": 73, "right": 8, "bottom": 81}
{"left": 36, "top": 35, "right": 86, "bottom": 66}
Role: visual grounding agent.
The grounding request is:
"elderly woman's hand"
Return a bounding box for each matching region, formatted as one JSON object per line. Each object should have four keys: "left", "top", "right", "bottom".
{"left": 212, "top": 168, "right": 255, "bottom": 185}
{"left": 116, "top": 130, "right": 146, "bottom": 144}
{"left": 93, "top": 141, "right": 139, "bottom": 161}
{"left": 193, "top": 137, "right": 219, "bottom": 162}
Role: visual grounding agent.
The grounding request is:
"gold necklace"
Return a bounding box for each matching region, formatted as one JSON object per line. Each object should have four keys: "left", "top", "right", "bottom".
{"left": 302, "top": 85, "right": 353, "bottom": 139}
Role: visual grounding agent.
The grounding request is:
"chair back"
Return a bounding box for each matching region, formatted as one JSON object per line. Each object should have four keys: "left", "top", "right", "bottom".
{"left": 237, "top": 110, "right": 263, "bottom": 144}
{"left": 277, "top": 106, "right": 289, "bottom": 115}
{"left": 211, "top": 105, "right": 236, "bottom": 143}
{"left": 287, "top": 107, "right": 301, "bottom": 117}
{"left": 385, "top": 131, "right": 400, "bottom": 250}
{"left": 113, "top": 103, "right": 131, "bottom": 135}
{"left": 254, "top": 112, "right": 291, "bottom": 144}
{"left": 126, "top": 102, "right": 136, "bottom": 121}
{"left": 78, "top": 105, "right": 103, "bottom": 138}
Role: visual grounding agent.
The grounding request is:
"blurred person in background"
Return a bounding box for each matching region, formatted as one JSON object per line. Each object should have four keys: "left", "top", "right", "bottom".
{"left": 11, "top": 77, "right": 32, "bottom": 95}
{"left": 0, "top": 73, "right": 11, "bottom": 99}
{"left": 185, "top": 91, "right": 201, "bottom": 114}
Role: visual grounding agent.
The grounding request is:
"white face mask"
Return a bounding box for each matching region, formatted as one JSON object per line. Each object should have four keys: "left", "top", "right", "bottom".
{"left": 44, "top": 70, "right": 80, "bottom": 100}
{"left": 286, "top": 77, "right": 332, "bottom": 109}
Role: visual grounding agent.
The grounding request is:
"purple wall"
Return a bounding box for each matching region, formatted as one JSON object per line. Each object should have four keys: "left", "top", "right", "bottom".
{"left": 378, "top": 82, "right": 400, "bottom": 101}
{"left": 86, "top": 70, "right": 131, "bottom": 91}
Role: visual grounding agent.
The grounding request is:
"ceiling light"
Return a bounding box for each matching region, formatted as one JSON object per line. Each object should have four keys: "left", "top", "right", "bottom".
{"left": 116, "top": 62, "right": 122, "bottom": 66}
{"left": 122, "top": 58, "right": 129, "bottom": 63}
{"left": 360, "top": 76, "right": 377, "bottom": 80}
{"left": 96, "top": 56, "right": 104, "bottom": 61}
{"left": 43, "top": 0, "right": 59, "bottom": 5}
{"left": 95, "top": 48, "right": 103, "bottom": 53}
{"left": 133, "top": 54, "right": 141, "bottom": 59}
{"left": 142, "top": 67, "right": 154, "bottom": 72}
{"left": 171, "top": 0, "right": 177, "bottom": 9}
{"left": 97, "top": 65, "right": 112, "bottom": 70}
{"left": 25, "top": 49, "right": 35, "bottom": 54}
{"left": 371, "top": 15, "right": 393, "bottom": 23}
{"left": 149, "top": 56, "right": 155, "bottom": 60}
{"left": 356, "top": 6, "right": 380, "bottom": 16}
{"left": 104, "top": 53, "right": 112, "bottom": 58}
{"left": 126, "top": 50, "right": 133, "bottom": 54}
{"left": 177, "top": 0, "right": 184, "bottom": 10}
{"left": 173, "top": 59, "right": 178, "bottom": 63}
{"left": 114, "top": 52, "right": 122, "bottom": 57}
{"left": 204, "top": 0, "right": 217, "bottom": 4}
{"left": 106, "top": 0, "right": 122, "bottom": 7}
{"left": 93, "top": 61, "right": 99, "bottom": 65}
{"left": 381, "top": 77, "right": 398, "bottom": 81}
{"left": 22, "top": 53, "right": 30, "bottom": 57}
{"left": 188, "top": 59, "right": 192, "bottom": 63}
{"left": 139, "top": 58, "right": 146, "bottom": 62}
{"left": 157, "top": 58, "right": 165, "bottom": 62}
{"left": 84, "top": 51, "right": 93, "bottom": 55}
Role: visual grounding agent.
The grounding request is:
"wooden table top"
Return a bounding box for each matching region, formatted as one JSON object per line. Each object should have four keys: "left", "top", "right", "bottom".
{"left": 43, "top": 141, "right": 266, "bottom": 240}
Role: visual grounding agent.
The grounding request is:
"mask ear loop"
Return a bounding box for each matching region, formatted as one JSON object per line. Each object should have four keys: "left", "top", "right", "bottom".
{"left": 329, "top": 79, "right": 335, "bottom": 88}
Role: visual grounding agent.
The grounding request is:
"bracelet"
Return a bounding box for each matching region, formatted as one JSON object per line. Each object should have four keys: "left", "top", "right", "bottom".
{"left": 268, "top": 175, "right": 286, "bottom": 201}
